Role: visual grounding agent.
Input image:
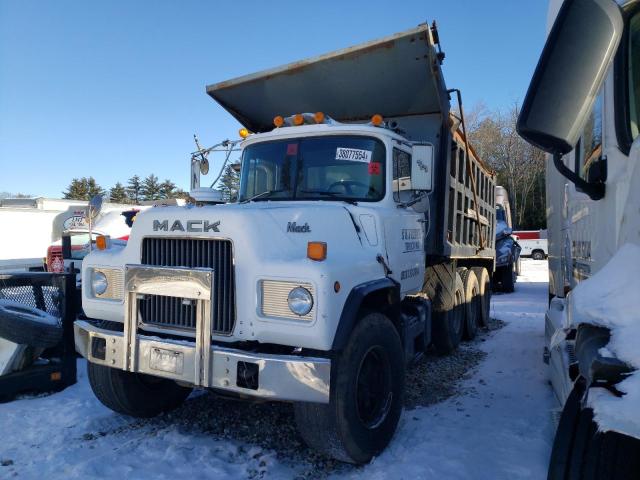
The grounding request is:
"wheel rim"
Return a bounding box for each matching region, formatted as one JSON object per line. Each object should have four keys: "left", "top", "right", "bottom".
{"left": 355, "top": 345, "right": 393, "bottom": 429}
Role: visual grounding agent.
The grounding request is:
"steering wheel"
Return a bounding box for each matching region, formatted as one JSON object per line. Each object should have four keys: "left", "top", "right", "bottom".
{"left": 327, "top": 180, "right": 369, "bottom": 196}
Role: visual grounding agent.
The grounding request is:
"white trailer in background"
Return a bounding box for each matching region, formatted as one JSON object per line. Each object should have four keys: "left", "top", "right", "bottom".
{"left": 512, "top": 230, "right": 548, "bottom": 260}
{"left": 518, "top": 0, "right": 640, "bottom": 477}
{"left": 0, "top": 198, "right": 131, "bottom": 272}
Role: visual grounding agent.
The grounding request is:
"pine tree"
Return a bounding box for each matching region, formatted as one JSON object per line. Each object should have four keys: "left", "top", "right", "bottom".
{"left": 217, "top": 163, "right": 240, "bottom": 201}
{"left": 109, "top": 182, "right": 128, "bottom": 203}
{"left": 126, "top": 175, "right": 142, "bottom": 204}
{"left": 63, "top": 178, "right": 88, "bottom": 200}
{"left": 63, "top": 177, "right": 105, "bottom": 200}
{"left": 159, "top": 179, "right": 177, "bottom": 199}
{"left": 85, "top": 177, "right": 105, "bottom": 199}
{"left": 141, "top": 174, "right": 162, "bottom": 201}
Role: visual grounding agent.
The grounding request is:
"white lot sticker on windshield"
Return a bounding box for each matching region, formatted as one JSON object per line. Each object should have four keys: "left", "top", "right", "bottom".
{"left": 336, "top": 147, "right": 372, "bottom": 163}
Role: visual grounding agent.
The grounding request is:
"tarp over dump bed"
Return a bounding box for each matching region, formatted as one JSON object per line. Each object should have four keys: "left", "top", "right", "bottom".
{"left": 207, "top": 24, "right": 448, "bottom": 132}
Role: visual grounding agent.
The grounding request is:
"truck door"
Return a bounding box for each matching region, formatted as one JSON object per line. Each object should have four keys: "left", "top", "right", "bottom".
{"left": 383, "top": 148, "right": 426, "bottom": 295}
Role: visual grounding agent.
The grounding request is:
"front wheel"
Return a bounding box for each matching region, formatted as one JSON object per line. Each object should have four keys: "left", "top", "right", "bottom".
{"left": 549, "top": 386, "right": 640, "bottom": 479}
{"left": 501, "top": 263, "right": 516, "bottom": 293}
{"left": 294, "top": 312, "right": 404, "bottom": 464}
{"left": 88, "top": 362, "right": 192, "bottom": 418}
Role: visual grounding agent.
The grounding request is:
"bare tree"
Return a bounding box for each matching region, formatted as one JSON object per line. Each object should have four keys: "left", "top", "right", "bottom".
{"left": 466, "top": 102, "right": 546, "bottom": 229}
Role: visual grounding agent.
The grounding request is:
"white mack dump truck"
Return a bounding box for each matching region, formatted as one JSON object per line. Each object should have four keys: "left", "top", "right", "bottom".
{"left": 518, "top": 0, "right": 640, "bottom": 477}
{"left": 74, "top": 24, "right": 496, "bottom": 463}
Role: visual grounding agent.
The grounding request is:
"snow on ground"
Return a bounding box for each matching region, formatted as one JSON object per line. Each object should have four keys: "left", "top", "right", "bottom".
{"left": 0, "top": 260, "right": 554, "bottom": 479}
{"left": 355, "top": 260, "right": 554, "bottom": 479}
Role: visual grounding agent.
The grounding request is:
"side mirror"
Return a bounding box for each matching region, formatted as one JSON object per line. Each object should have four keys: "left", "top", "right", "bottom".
{"left": 89, "top": 195, "right": 103, "bottom": 219}
{"left": 200, "top": 158, "right": 209, "bottom": 175}
{"left": 518, "top": 0, "right": 622, "bottom": 154}
{"left": 410, "top": 144, "right": 434, "bottom": 192}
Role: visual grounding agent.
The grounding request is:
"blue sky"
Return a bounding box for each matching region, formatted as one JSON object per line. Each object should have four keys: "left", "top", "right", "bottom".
{"left": 0, "top": 1, "right": 547, "bottom": 198}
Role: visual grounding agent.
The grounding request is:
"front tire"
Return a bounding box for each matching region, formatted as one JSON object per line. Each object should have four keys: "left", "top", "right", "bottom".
{"left": 87, "top": 362, "right": 192, "bottom": 418}
{"left": 294, "top": 312, "right": 404, "bottom": 464}
{"left": 548, "top": 385, "right": 640, "bottom": 479}
{"left": 501, "top": 263, "right": 516, "bottom": 293}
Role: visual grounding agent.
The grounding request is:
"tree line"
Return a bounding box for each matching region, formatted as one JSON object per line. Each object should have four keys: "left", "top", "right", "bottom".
{"left": 62, "top": 175, "right": 188, "bottom": 204}
{"left": 465, "top": 102, "right": 546, "bottom": 230}
{"left": 61, "top": 165, "right": 241, "bottom": 204}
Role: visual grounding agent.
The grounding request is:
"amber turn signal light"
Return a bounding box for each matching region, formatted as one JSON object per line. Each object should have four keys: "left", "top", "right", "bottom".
{"left": 96, "top": 235, "right": 109, "bottom": 251}
{"left": 239, "top": 128, "right": 250, "bottom": 138}
{"left": 307, "top": 242, "right": 327, "bottom": 261}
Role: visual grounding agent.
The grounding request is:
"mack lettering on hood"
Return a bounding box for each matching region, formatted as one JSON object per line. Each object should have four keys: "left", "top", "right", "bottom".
{"left": 153, "top": 220, "right": 220, "bottom": 232}
{"left": 287, "top": 222, "right": 311, "bottom": 233}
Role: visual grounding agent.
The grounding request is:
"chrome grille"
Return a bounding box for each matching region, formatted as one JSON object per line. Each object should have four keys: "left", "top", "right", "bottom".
{"left": 140, "top": 238, "right": 235, "bottom": 335}
{"left": 140, "top": 295, "right": 197, "bottom": 330}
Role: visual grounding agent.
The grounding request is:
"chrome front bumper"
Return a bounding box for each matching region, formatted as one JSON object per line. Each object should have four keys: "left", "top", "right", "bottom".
{"left": 75, "top": 265, "right": 330, "bottom": 403}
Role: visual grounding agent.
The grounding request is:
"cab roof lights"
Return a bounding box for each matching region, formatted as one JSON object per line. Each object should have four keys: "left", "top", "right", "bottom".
{"left": 271, "top": 112, "right": 385, "bottom": 129}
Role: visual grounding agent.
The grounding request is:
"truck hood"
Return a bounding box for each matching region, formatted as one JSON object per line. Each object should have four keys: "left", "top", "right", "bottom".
{"left": 126, "top": 202, "right": 370, "bottom": 262}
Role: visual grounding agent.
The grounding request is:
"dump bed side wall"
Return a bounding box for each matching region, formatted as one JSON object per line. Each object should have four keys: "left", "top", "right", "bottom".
{"left": 438, "top": 130, "right": 496, "bottom": 261}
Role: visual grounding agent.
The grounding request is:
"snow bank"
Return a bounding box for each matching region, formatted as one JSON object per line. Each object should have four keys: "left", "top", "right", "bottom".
{"left": 568, "top": 243, "right": 640, "bottom": 439}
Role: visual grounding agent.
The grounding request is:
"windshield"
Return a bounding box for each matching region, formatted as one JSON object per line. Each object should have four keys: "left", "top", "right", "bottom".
{"left": 238, "top": 136, "right": 386, "bottom": 202}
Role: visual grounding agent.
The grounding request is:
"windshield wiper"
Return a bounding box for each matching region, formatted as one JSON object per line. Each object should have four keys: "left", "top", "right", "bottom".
{"left": 298, "top": 190, "right": 358, "bottom": 205}
{"left": 240, "top": 189, "right": 288, "bottom": 203}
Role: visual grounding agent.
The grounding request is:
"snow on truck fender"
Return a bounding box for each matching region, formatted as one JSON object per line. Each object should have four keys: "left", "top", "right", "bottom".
{"left": 567, "top": 244, "right": 640, "bottom": 440}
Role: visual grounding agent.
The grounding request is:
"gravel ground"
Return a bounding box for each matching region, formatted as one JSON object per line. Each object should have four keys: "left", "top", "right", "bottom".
{"left": 72, "top": 318, "right": 505, "bottom": 479}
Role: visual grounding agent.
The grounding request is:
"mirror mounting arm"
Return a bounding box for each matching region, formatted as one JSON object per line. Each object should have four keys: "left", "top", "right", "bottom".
{"left": 397, "top": 192, "right": 429, "bottom": 209}
{"left": 552, "top": 152, "right": 605, "bottom": 200}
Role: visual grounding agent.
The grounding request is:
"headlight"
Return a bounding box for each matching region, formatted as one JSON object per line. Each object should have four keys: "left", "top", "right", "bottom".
{"left": 287, "top": 287, "right": 314, "bottom": 316}
{"left": 92, "top": 271, "right": 108, "bottom": 295}
{"left": 89, "top": 268, "right": 124, "bottom": 300}
{"left": 260, "top": 280, "right": 315, "bottom": 320}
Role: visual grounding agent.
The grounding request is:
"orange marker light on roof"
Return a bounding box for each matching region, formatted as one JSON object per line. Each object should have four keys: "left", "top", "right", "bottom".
{"left": 293, "top": 114, "right": 304, "bottom": 126}
{"left": 314, "top": 112, "right": 325, "bottom": 124}
{"left": 307, "top": 242, "right": 327, "bottom": 261}
{"left": 239, "top": 128, "right": 250, "bottom": 138}
{"left": 371, "top": 114, "right": 384, "bottom": 126}
{"left": 273, "top": 115, "right": 284, "bottom": 127}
